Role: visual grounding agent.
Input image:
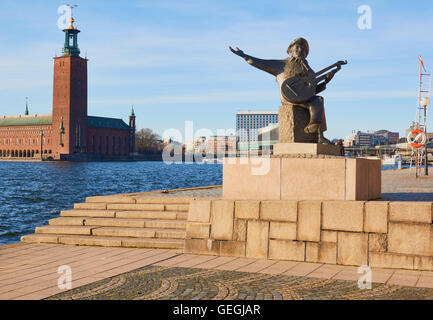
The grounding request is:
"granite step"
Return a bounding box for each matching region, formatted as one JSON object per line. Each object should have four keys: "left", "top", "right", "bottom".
{"left": 80, "top": 218, "right": 187, "bottom": 229}
{"left": 85, "top": 196, "right": 193, "bottom": 204}
{"left": 142, "top": 219, "right": 187, "bottom": 229}
{"left": 91, "top": 227, "right": 186, "bottom": 239}
{"left": 164, "top": 204, "right": 189, "bottom": 212}
{"left": 99, "top": 203, "right": 190, "bottom": 212}
{"left": 36, "top": 225, "right": 185, "bottom": 239}
{"left": 49, "top": 217, "right": 87, "bottom": 226}
{"left": 74, "top": 201, "right": 190, "bottom": 210}
{"left": 57, "top": 210, "right": 188, "bottom": 221}
{"left": 35, "top": 225, "right": 100, "bottom": 235}
{"left": 50, "top": 212, "right": 188, "bottom": 226}
{"left": 21, "top": 234, "right": 184, "bottom": 249}
{"left": 135, "top": 197, "right": 193, "bottom": 204}
{"left": 74, "top": 202, "right": 108, "bottom": 210}
{"left": 106, "top": 203, "right": 165, "bottom": 211}
{"left": 115, "top": 210, "right": 187, "bottom": 220}
{"left": 21, "top": 195, "right": 192, "bottom": 249}
{"left": 60, "top": 210, "right": 116, "bottom": 218}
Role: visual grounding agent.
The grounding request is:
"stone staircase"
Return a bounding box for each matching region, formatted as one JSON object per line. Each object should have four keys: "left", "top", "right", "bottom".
{"left": 21, "top": 195, "right": 193, "bottom": 249}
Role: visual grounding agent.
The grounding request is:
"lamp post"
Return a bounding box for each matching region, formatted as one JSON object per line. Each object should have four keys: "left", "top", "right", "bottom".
{"left": 421, "top": 97, "right": 430, "bottom": 175}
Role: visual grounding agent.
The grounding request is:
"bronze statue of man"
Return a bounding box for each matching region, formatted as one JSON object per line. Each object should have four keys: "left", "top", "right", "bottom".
{"left": 230, "top": 37, "right": 339, "bottom": 144}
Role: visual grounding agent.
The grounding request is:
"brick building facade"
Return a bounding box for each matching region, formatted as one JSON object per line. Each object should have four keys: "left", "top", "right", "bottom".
{"left": 0, "top": 16, "right": 135, "bottom": 161}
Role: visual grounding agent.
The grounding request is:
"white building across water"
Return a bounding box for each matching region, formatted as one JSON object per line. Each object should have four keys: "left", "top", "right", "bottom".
{"left": 236, "top": 110, "right": 278, "bottom": 151}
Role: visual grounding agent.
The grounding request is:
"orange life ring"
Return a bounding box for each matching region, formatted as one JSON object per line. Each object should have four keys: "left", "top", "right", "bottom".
{"left": 408, "top": 129, "right": 426, "bottom": 148}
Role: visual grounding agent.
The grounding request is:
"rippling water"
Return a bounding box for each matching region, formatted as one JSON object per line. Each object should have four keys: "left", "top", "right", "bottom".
{"left": 0, "top": 161, "right": 222, "bottom": 245}
{"left": 382, "top": 164, "right": 433, "bottom": 170}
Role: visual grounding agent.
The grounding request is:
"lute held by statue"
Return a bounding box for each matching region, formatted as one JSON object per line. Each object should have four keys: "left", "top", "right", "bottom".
{"left": 281, "top": 60, "right": 347, "bottom": 104}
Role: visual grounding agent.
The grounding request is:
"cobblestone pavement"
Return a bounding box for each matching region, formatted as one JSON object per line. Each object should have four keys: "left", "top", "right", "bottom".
{"left": 46, "top": 265, "right": 433, "bottom": 300}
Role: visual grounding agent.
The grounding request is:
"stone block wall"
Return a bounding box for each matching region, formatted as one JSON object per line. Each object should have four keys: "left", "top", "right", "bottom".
{"left": 184, "top": 199, "right": 433, "bottom": 271}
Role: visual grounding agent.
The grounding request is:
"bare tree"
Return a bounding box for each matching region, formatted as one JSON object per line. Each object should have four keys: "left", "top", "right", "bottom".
{"left": 135, "top": 128, "right": 163, "bottom": 154}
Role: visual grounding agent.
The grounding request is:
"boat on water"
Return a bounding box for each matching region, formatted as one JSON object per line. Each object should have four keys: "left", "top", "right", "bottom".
{"left": 382, "top": 154, "right": 402, "bottom": 166}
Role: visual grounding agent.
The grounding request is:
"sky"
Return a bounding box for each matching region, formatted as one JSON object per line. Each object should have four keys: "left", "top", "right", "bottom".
{"left": 1, "top": 0, "right": 433, "bottom": 141}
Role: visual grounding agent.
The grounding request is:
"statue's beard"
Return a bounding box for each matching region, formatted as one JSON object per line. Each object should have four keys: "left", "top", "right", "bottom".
{"left": 290, "top": 56, "right": 306, "bottom": 62}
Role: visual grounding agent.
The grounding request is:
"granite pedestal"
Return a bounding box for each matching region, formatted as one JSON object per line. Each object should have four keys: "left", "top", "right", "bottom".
{"left": 273, "top": 142, "right": 342, "bottom": 156}
{"left": 223, "top": 155, "right": 381, "bottom": 201}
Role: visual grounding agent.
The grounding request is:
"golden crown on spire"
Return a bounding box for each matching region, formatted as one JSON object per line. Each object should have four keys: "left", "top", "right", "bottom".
{"left": 69, "top": 16, "right": 75, "bottom": 29}
{"left": 66, "top": 4, "right": 78, "bottom": 29}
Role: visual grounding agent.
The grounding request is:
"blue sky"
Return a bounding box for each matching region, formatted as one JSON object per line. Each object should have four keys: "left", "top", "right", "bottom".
{"left": 1, "top": 0, "right": 433, "bottom": 141}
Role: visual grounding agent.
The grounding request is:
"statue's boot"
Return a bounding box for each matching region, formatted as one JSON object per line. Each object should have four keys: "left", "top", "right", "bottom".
{"left": 318, "top": 128, "right": 332, "bottom": 144}
{"left": 304, "top": 123, "right": 320, "bottom": 134}
{"left": 304, "top": 98, "right": 324, "bottom": 134}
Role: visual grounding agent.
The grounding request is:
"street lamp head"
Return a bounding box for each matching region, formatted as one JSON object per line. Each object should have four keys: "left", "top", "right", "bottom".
{"left": 421, "top": 97, "right": 430, "bottom": 107}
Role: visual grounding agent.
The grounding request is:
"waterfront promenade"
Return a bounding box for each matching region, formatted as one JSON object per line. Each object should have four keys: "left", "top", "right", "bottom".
{"left": 2, "top": 242, "right": 433, "bottom": 300}
{"left": 1, "top": 168, "right": 433, "bottom": 300}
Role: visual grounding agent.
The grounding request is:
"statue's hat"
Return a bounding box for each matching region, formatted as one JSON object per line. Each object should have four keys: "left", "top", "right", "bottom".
{"left": 287, "top": 37, "right": 309, "bottom": 57}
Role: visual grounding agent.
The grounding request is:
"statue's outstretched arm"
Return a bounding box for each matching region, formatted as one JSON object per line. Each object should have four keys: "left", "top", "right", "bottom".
{"left": 229, "top": 46, "right": 285, "bottom": 76}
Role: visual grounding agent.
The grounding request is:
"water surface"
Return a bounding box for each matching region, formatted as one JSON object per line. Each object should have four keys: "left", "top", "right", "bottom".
{"left": 0, "top": 161, "right": 222, "bottom": 245}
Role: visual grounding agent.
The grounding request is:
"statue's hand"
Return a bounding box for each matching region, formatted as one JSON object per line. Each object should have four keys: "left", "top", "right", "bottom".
{"left": 229, "top": 46, "right": 246, "bottom": 58}
{"left": 325, "top": 71, "right": 335, "bottom": 83}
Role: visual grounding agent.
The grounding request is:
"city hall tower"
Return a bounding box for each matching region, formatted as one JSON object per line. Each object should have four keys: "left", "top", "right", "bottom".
{"left": 52, "top": 14, "right": 88, "bottom": 154}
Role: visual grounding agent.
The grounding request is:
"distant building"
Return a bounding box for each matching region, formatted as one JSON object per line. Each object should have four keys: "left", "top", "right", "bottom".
{"left": 257, "top": 123, "right": 279, "bottom": 151}
{"left": 236, "top": 110, "right": 278, "bottom": 151}
{"left": 375, "top": 130, "right": 399, "bottom": 145}
{"left": 0, "top": 15, "right": 135, "bottom": 161}
{"left": 344, "top": 129, "right": 399, "bottom": 147}
{"left": 185, "top": 136, "right": 206, "bottom": 154}
{"left": 343, "top": 132, "right": 356, "bottom": 147}
{"left": 206, "top": 135, "right": 236, "bottom": 156}
{"left": 357, "top": 131, "right": 375, "bottom": 147}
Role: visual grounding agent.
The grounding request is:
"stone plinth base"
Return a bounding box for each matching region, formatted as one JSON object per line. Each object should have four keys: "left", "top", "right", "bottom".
{"left": 223, "top": 156, "right": 381, "bottom": 201}
{"left": 185, "top": 199, "right": 433, "bottom": 271}
{"left": 273, "top": 143, "right": 342, "bottom": 156}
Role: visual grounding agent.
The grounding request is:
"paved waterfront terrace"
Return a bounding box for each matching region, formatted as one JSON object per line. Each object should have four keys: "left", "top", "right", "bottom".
{"left": 2, "top": 243, "right": 433, "bottom": 300}
{"left": 1, "top": 168, "right": 433, "bottom": 300}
